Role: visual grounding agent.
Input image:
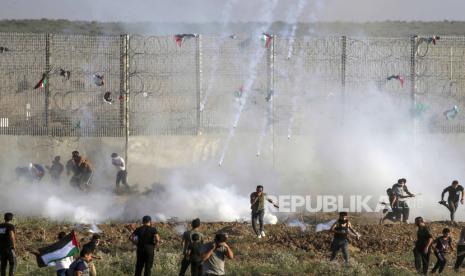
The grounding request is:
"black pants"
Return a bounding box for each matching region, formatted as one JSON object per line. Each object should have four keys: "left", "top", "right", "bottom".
{"left": 190, "top": 261, "right": 202, "bottom": 276}
{"left": 393, "top": 201, "right": 409, "bottom": 222}
{"left": 454, "top": 244, "right": 465, "bottom": 270}
{"left": 432, "top": 251, "right": 446, "bottom": 273}
{"left": 413, "top": 247, "right": 430, "bottom": 275}
{"left": 0, "top": 248, "right": 16, "bottom": 276}
{"left": 135, "top": 249, "right": 154, "bottom": 276}
{"left": 116, "top": 170, "right": 129, "bottom": 189}
{"left": 251, "top": 210, "right": 264, "bottom": 235}
{"left": 330, "top": 238, "right": 349, "bottom": 263}
{"left": 442, "top": 200, "right": 459, "bottom": 221}
{"left": 178, "top": 257, "right": 190, "bottom": 276}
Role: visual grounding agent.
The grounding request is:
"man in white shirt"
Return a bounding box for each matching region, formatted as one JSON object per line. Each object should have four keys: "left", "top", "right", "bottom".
{"left": 111, "top": 153, "right": 130, "bottom": 191}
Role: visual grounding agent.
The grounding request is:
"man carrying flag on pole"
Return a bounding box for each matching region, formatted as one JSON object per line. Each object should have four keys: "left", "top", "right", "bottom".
{"left": 34, "top": 231, "right": 80, "bottom": 269}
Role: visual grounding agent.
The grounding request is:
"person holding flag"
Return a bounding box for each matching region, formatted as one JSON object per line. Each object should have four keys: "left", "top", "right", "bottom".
{"left": 32, "top": 231, "right": 79, "bottom": 275}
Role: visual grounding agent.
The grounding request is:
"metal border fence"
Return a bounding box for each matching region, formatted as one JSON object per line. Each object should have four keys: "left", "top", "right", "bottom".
{"left": 1, "top": 33, "right": 464, "bottom": 137}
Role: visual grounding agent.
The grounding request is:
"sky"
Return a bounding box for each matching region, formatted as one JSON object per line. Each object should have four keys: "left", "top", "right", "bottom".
{"left": 0, "top": 0, "right": 463, "bottom": 23}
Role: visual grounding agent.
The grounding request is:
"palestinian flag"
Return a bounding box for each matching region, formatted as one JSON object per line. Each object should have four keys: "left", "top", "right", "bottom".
{"left": 36, "top": 232, "right": 79, "bottom": 267}
{"left": 33, "top": 73, "right": 47, "bottom": 89}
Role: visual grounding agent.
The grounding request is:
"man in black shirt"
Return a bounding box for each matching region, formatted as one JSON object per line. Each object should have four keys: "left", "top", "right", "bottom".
{"left": 413, "top": 217, "right": 433, "bottom": 275}
{"left": 431, "top": 228, "right": 452, "bottom": 274}
{"left": 329, "top": 212, "right": 360, "bottom": 266}
{"left": 130, "top": 216, "right": 160, "bottom": 276}
{"left": 439, "top": 180, "right": 464, "bottom": 222}
{"left": 179, "top": 218, "right": 203, "bottom": 276}
{"left": 0, "top": 212, "right": 16, "bottom": 276}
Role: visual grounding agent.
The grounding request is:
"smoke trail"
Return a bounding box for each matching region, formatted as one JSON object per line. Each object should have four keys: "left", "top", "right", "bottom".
{"left": 284, "top": 0, "right": 308, "bottom": 59}
{"left": 199, "top": 0, "right": 237, "bottom": 112}
{"left": 219, "top": 0, "right": 278, "bottom": 166}
{"left": 286, "top": 0, "right": 328, "bottom": 139}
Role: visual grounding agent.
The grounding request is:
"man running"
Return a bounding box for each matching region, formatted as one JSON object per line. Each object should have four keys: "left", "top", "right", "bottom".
{"left": 0, "top": 212, "right": 16, "bottom": 276}
{"left": 380, "top": 187, "right": 398, "bottom": 224}
{"left": 391, "top": 178, "right": 415, "bottom": 223}
{"left": 329, "top": 212, "right": 360, "bottom": 266}
{"left": 431, "top": 228, "right": 452, "bottom": 274}
{"left": 413, "top": 217, "right": 433, "bottom": 275}
{"left": 439, "top": 180, "right": 464, "bottom": 223}
{"left": 111, "top": 153, "right": 130, "bottom": 192}
{"left": 250, "top": 185, "right": 279, "bottom": 239}
{"left": 179, "top": 218, "right": 203, "bottom": 276}
{"left": 130, "top": 216, "right": 160, "bottom": 276}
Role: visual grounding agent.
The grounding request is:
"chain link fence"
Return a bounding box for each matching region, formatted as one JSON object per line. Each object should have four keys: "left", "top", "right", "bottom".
{"left": 1, "top": 33, "right": 465, "bottom": 137}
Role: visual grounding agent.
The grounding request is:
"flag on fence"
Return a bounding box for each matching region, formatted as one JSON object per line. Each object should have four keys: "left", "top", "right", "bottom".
{"left": 33, "top": 74, "right": 47, "bottom": 89}
{"left": 261, "top": 33, "right": 273, "bottom": 48}
{"left": 36, "top": 231, "right": 79, "bottom": 268}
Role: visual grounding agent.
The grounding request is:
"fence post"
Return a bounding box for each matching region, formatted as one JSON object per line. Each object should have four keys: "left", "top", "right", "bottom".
{"left": 341, "top": 36, "right": 347, "bottom": 126}
{"left": 268, "top": 35, "right": 275, "bottom": 168}
{"left": 45, "top": 33, "right": 51, "bottom": 135}
{"left": 120, "top": 34, "right": 130, "bottom": 164}
{"left": 341, "top": 36, "right": 347, "bottom": 101}
{"left": 410, "top": 36, "right": 417, "bottom": 135}
{"left": 195, "top": 35, "right": 202, "bottom": 135}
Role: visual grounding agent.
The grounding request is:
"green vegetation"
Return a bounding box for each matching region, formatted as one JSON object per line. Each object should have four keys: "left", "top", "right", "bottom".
{"left": 9, "top": 218, "right": 465, "bottom": 275}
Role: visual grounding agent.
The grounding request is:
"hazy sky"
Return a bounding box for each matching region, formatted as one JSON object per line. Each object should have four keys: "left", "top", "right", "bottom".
{"left": 0, "top": 0, "right": 463, "bottom": 22}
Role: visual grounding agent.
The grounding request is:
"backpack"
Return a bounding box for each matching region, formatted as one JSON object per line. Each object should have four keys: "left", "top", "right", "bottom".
{"left": 189, "top": 241, "right": 203, "bottom": 263}
{"left": 386, "top": 188, "right": 395, "bottom": 204}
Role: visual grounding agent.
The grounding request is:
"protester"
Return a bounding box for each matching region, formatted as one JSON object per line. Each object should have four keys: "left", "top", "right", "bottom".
{"left": 74, "top": 156, "right": 93, "bottom": 191}
{"left": 250, "top": 185, "right": 279, "bottom": 239}
{"left": 47, "top": 156, "right": 64, "bottom": 185}
{"left": 30, "top": 231, "right": 74, "bottom": 276}
{"left": 439, "top": 180, "right": 464, "bottom": 223}
{"left": 0, "top": 213, "right": 16, "bottom": 276}
{"left": 82, "top": 234, "right": 101, "bottom": 276}
{"left": 413, "top": 217, "right": 433, "bottom": 275}
{"left": 380, "top": 187, "right": 398, "bottom": 224}
{"left": 329, "top": 212, "right": 361, "bottom": 266}
{"left": 111, "top": 153, "right": 130, "bottom": 192}
{"left": 68, "top": 247, "right": 93, "bottom": 276}
{"left": 392, "top": 178, "right": 415, "bottom": 223}
{"left": 201, "top": 233, "right": 234, "bottom": 276}
{"left": 67, "top": 151, "right": 81, "bottom": 188}
{"left": 186, "top": 233, "right": 202, "bottom": 276}
{"left": 15, "top": 163, "right": 45, "bottom": 184}
{"left": 431, "top": 228, "right": 452, "bottom": 274}
{"left": 179, "top": 218, "right": 203, "bottom": 276}
{"left": 130, "top": 216, "right": 160, "bottom": 276}
{"left": 454, "top": 227, "right": 465, "bottom": 272}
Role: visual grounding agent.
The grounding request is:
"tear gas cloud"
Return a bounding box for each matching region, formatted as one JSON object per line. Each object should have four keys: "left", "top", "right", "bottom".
{"left": 1, "top": 1, "right": 465, "bottom": 225}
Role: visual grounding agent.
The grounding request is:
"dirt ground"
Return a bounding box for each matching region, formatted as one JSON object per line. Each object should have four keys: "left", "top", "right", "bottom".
{"left": 9, "top": 214, "right": 465, "bottom": 276}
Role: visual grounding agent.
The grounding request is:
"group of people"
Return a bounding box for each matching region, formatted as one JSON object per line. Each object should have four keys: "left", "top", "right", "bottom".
{"left": 3, "top": 179, "right": 465, "bottom": 275}
{"left": 413, "top": 217, "right": 465, "bottom": 274}
{"left": 0, "top": 212, "right": 234, "bottom": 276}
{"left": 14, "top": 150, "right": 130, "bottom": 193}
{"left": 328, "top": 212, "right": 465, "bottom": 274}
{"left": 380, "top": 179, "right": 465, "bottom": 225}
